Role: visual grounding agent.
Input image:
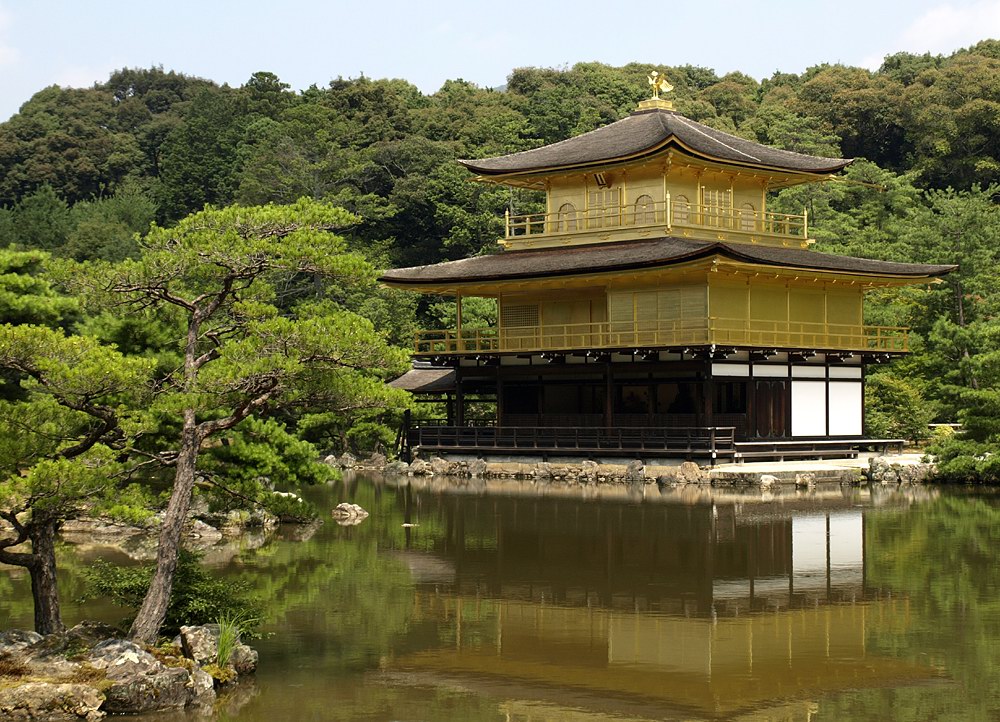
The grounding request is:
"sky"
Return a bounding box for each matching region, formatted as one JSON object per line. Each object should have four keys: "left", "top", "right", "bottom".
{"left": 1, "top": 0, "right": 1000, "bottom": 121}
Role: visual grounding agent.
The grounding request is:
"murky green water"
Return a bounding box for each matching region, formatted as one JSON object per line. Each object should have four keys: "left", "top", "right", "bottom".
{"left": 3, "top": 476, "right": 1000, "bottom": 721}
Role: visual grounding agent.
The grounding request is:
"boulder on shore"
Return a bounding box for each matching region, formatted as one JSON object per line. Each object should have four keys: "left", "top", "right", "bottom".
{"left": 868, "top": 456, "right": 934, "bottom": 485}
{"left": 624, "top": 459, "right": 646, "bottom": 483}
{"left": 0, "top": 622, "right": 258, "bottom": 719}
{"left": 331, "top": 502, "right": 369, "bottom": 526}
{"left": 0, "top": 682, "right": 105, "bottom": 721}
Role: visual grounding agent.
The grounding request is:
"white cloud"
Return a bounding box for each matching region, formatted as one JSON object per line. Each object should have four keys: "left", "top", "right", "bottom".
{"left": 861, "top": 0, "right": 1000, "bottom": 69}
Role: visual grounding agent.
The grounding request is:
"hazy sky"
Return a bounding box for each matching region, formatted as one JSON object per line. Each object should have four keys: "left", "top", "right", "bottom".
{"left": 2, "top": 0, "right": 999, "bottom": 121}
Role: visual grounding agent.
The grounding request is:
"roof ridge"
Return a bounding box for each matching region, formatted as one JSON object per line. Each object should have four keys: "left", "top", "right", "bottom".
{"left": 458, "top": 114, "right": 635, "bottom": 166}
{"left": 672, "top": 116, "right": 761, "bottom": 163}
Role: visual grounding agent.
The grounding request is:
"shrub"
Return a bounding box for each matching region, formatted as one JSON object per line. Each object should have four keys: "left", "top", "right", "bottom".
{"left": 84, "top": 550, "right": 262, "bottom": 638}
{"left": 925, "top": 434, "right": 1000, "bottom": 484}
{"left": 261, "top": 492, "right": 317, "bottom": 522}
{"left": 865, "top": 374, "right": 934, "bottom": 442}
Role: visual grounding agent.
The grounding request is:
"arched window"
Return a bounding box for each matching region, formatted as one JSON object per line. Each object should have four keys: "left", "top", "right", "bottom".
{"left": 739, "top": 202, "right": 756, "bottom": 232}
{"left": 556, "top": 202, "right": 578, "bottom": 232}
{"left": 672, "top": 194, "right": 690, "bottom": 224}
{"left": 633, "top": 194, "right": 655, "bottom": 225}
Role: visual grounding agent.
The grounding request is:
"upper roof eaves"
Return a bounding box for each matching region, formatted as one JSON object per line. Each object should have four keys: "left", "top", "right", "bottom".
{"left": 458, "top": 108, "right": 853, "bottom": 177}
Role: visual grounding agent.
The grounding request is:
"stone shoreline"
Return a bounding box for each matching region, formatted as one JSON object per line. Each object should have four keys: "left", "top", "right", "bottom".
{"left": 328, "top": 452, "right": 935, "bottom": 488}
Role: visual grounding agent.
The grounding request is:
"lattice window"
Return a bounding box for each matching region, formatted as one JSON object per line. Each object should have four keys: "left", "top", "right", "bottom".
{"left": 703, "top": 188, "right": 731, "bottom": 227}
{"left": 588, "top": 188, "right": 621, "bottom": 228}
{"left": 739, "top": 202, "right": 756, "bottom": 232}
{"left": 501, "top": 303, "right": 539, "bottom": 330}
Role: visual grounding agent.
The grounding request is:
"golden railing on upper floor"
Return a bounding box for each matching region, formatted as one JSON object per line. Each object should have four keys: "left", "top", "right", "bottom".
{"left": 413, "top": 318, "right": 908, "bottom": 355}
{"left": 505, "top": 195, "right": 808, "bottom": 243}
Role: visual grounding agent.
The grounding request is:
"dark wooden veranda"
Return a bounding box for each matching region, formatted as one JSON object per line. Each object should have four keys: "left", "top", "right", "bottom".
{"left": 402, "top": 421, "right": 736, "bottom": 463}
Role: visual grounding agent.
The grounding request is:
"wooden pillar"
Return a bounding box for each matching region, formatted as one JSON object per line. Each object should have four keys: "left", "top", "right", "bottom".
{"left": 455, "top": 366, "right": 465, "bottom": 427}
{"left": 699, "top": 362, "right": 714, "bottom": 429}
{"left": 605, "top": 362, "right": 614, "bottom": 428}
{"left": 496, "top": 366, "right": 504, "bottom": 427}
{"left": 456, "top": 293, "right": 463, "bottom": 342}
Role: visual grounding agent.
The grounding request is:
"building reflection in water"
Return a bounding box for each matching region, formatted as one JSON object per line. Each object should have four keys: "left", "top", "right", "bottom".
{"left": 385, "top": 481, "right": 934, "bottom": 720}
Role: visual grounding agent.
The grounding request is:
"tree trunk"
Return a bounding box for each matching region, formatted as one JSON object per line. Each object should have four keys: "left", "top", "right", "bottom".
{"left": 29, "top": 518, "right": 64, "bottom": 635}
{"left": 128, "top": 417, "right": 199, "bottom": 644}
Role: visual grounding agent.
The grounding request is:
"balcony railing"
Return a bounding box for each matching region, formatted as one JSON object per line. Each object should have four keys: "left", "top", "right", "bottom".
{"left": 505, "top": 195, "right": 808, "bottom": 243}
{"left": 413, "top": 318, "right": 908, "bottom": 355}
{"left": 407, "top": 424, "right": 736, "bottom": 460}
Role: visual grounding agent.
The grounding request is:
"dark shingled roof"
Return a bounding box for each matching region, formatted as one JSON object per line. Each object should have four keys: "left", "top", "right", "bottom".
{"left": 389, "top": 366, "right": 456, "bottom": 393}
{"left": 459, "top": 108, "right": 853, "bottom": 176}
{"left": 379, "top": 237, "right": 956, "bottom": 286}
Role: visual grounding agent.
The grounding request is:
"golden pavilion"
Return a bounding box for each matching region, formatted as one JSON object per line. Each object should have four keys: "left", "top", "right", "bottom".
{"left": 381, "top": 79, "right": 955, "bottom": 462}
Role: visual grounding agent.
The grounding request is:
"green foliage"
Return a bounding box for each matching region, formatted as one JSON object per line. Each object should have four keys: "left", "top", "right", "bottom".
{"left": 85, "top": 550, "right": 262, "bottom": 637}
{"left": 345, "top": 421, "right": 396, "bottom": 455}
{"left": 0, "top": 324, "right": 153, "bottom": 543}
{"left": 9, "top": 186, "right": 71, "bottom": 252}
{"left": 96, "top": 483, "right": 158, "bottom": 526}
{"left": 157, "top": 87, "right": 246, "bottom": 221}
{"left": 199, "top": 418, "right": 331, "bottom": 519}
{"left": 926, "top": 436, "right": 1000, "bottom": 483}
{"left": 61, "top": 182, "right": 157, "bottom": 262}
{"left": 0, "top": 247, "right": 78, "bottom": 328}
{"left": 864, "top": 372, "right": 933, "bottom": 442}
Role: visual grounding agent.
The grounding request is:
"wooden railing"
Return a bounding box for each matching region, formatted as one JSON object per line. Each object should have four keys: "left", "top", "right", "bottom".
{"left": 413, "top": 318, "right": 908, "bottom": 355}
{"left": 409, "top": 424, "right": 736, "bottom": 460}
{"left": 505, "top": 195, "right": 807, "bottom": 242}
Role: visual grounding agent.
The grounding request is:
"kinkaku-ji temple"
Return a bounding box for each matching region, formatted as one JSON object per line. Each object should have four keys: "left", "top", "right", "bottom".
{"left": 382, "top": 74, "right": 955, "bottom": 463}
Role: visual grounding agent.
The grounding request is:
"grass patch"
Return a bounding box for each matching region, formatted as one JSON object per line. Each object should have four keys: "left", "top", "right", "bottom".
{"left": 216, "top": 611, "right": 256, "bottom": 668}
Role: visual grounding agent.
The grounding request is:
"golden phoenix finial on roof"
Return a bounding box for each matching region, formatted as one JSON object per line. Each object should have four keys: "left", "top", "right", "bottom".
{"left": 648, "top": 71, "right": 673, "bottom": 101}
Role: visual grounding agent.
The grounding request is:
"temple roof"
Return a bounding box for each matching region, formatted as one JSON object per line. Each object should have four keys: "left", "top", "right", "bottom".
{"left": 459, "top": 108, "right": 853, "bottom": 177}
{"left": 379, "top": 237, "right": 956, "bottom": 287}
{"left": 389, "top": 364, "right": 456, "bottom": 393}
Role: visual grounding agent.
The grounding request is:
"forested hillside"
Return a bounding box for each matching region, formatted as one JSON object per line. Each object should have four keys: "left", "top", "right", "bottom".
{"left": 4, "top": 45, "right": 1000, "bottom": 477}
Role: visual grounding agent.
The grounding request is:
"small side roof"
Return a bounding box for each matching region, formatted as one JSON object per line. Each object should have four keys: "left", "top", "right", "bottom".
{"left": 389, "top": 365, "right": 456, "bottom": 394}
{"left": 379, "top": 237, "right": 956, "bottom": 287}
{"left": 459, "top": 108, "right": 853, "bottom": 178}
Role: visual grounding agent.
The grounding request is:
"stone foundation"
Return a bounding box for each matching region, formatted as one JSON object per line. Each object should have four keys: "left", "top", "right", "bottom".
{"left": 371, "top": 453, "right": 934, "bottom": 488}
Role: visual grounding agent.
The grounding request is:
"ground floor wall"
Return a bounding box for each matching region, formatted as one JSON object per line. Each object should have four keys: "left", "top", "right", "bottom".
{"left": 450, "top": 351, "right": 865, "bottom": 441}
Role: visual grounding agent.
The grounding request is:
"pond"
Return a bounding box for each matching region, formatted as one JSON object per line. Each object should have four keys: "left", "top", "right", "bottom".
{"left": 3, "top": 476, "right": 1000, "bottom": 721}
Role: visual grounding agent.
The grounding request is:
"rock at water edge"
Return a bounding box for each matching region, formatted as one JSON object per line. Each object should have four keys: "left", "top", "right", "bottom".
{"left": 0, "top": 682, "right": 105, "bottom": 721}
{"left": 180, "top": 625, "right": 220, "bottom": 667}
{"left": 103, "top": 666, "right": 191, "bottom": 714}
{"left": 624, "top": 460, "right": 645, "bottom": 483}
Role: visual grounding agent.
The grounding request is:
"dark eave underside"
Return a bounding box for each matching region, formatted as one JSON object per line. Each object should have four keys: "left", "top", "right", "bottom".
{"left": 459, "top": 109, "right": 853, "bottom": 177}
{"left": 379, "top": 237, "right": 957, "bottom": 287}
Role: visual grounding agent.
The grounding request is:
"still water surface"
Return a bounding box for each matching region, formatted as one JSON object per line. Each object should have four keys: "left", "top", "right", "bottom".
{"left": 3, "top": 476, "right": 1000, "bottom": 721}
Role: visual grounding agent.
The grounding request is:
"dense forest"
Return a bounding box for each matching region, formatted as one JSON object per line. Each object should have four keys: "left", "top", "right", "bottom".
{"left": 0, "top": 45, "right": 1000, "bottom": 552}
{"left": 7, "top": 40, "right": 1000, "bottom": 659}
